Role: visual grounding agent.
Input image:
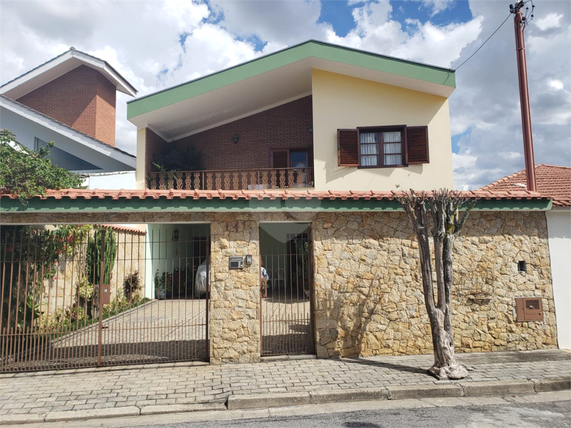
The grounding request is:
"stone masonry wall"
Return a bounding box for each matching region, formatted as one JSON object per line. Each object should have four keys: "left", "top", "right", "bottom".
{"left": 312, "top": 210, "right": 557, "bottom": 358}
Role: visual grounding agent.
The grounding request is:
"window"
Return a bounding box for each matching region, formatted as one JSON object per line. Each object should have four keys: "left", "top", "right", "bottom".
{"left": 337, "top": 125, "right": 429, "bottom": 168}
{"left": 271, "top": 149, "right": 310, "bottom": 169}
{"left": 359, "top": 127, "right": 404, "bottom": 167}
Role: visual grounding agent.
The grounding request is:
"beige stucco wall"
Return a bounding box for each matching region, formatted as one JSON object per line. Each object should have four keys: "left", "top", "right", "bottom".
{"left": 311, "top": 69, "right": 454, "bottom": 191}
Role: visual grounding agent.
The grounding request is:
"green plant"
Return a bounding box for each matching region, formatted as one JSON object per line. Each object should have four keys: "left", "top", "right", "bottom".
{"left": 123, "top": 271, "right": 141, "bottom": 302}
{"left": 18, "top": 292, "right": 44, "bottom": 329}
{"left": 154, "top": 269, "right": 172, "bottom": 299}
{"left": 86, "top": 228, "right": 117, "bottom": 286}
{"left": 0, "top": 129, "right": 84, "bottom": 204}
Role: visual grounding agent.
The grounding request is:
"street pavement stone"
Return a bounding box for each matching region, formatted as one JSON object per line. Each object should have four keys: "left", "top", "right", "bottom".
{"left": 0, "top": 349, "right": 569, "bottom": 425}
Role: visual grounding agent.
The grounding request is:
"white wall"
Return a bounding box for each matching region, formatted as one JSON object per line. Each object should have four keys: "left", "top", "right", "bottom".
{"left": 1, "top": 105, "right": 134, "bottom": 172}
{"left": 546, "top": 209, "right": 571, "bottom": 349}
{"left": 83, "top": 172, "right": 137, "bottom": 190}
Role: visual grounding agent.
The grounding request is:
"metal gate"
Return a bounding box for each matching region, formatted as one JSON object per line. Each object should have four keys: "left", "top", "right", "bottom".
{"left": 0, "top": 224, "right": 210, "bottom": 373}
{"left": 260, "top": 224, "right": 314, "bottom": 356}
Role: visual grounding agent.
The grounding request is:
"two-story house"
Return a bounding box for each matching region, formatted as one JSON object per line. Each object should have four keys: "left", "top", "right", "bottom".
{"left": 0, "top": 48, "right": 137, "bottom": 189}
{"left": 125, "top": 41, "right": 556, "bottom": 363}
{"left": 0, "top": 41, "right": 557, "bottom": 371}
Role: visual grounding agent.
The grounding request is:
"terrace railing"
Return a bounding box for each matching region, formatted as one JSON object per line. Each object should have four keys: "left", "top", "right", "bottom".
{"left": 147, "top": 167, "right": 314, "bottom": 191}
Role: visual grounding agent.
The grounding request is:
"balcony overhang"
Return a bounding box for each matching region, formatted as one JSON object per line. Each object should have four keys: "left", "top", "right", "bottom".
{"left": 127, "top": 40, "right": 455, "bottom": 142}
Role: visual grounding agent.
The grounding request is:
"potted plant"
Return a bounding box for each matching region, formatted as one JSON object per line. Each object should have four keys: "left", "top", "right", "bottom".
{"left": 154, "top": 270, "right": 173, "bottom": 300}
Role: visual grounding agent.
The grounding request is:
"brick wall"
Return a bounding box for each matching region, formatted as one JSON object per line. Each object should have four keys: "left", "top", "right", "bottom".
{"left": 171, "top": 96, "right": 313, "bottom": 170}
{"left": 16, "top": 65, "right": 116, "bottom": 146}
{"left": 94, "top": 72, "right": 116, "bottom": 146}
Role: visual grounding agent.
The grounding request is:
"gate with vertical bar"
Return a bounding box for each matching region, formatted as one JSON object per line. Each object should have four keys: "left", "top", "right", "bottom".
{"left": 0, "top": 224, "right": 210, "bottom": 373}
{"left": 259, "top": 223, "right": 314, "bottom": 356}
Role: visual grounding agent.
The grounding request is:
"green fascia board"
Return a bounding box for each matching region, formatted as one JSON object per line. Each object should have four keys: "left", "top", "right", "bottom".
{"left": 127, "top": 40, "right": 455, "bottom": 120}
{"left": 0, "top": 197, "right": 551, "bottom": 214}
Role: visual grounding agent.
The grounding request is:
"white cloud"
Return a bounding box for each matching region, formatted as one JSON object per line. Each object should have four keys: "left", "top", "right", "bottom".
{"left": 421, "top": 0, "right": 455, "bottom": 17}
{"left": 548, "top": 79, "right": 564, "bottom": 90}
{"left": 535, "top": 12, "right": 563, "bottom": 31}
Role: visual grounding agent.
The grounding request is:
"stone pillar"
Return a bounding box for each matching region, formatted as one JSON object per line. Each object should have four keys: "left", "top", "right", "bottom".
{"left": 208, "top": 213, "right": 261, "bottom": 364}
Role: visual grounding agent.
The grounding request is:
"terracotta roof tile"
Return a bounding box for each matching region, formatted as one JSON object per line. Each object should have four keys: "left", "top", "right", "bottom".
{"left": 480, "top": 164, "right": 571, "bottom": 207}
{"left": 95, "top": 224, "right": 147, "bottom": 235}
{"left": 0, "top": 188, "right": 549, "bottom": 204}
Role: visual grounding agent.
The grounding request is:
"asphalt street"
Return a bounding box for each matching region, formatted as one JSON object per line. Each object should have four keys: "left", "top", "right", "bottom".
{"left": 18, "top": 391, "right": 571, "bottom": 428}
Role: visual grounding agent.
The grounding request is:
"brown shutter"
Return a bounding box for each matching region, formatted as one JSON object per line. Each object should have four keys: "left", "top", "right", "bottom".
{"left": 272, "top": 150, "right": 289, "bottom": 168}
{"left": 406, "top": 126, "right": 429, "bottom": 164}
{"left": 337, "top": 129, "right": 359, "bottom": 166}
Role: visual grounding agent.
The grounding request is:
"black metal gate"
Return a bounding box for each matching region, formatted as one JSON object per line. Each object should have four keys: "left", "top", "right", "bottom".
{"left": 0, "top": 224, "right": 210, "bottom": 372}
{"left": 260, "top": 223, "right": 314, "bottom": 356}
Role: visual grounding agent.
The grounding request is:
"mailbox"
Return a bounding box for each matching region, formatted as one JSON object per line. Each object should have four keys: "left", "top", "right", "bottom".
{"left": 515, "top": 297, "right": 543, "bottom": 322}
{"left": 229, "top": 256, "right": 244, "bottom": 269}
{"left": 99, "top": 284, "right": 111, "bottom": 306}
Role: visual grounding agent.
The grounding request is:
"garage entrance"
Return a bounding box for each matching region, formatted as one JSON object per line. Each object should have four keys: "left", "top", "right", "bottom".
{"left": 0, "top": 224, "right": 210, "bottom": 372}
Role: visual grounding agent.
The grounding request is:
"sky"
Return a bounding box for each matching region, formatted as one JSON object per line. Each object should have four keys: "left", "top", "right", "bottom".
{"left": 1, "top": 0, "right": 569, "bottom": 189}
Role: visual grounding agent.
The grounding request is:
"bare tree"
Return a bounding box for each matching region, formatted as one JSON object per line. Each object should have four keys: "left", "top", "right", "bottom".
{"left": 398, "top": 189, "right": 475, "bottom": 380}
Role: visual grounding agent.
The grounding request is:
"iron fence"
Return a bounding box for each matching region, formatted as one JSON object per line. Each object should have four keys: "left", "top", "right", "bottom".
{"left": 0, "top": 225, "right": 210, "bottom": 372}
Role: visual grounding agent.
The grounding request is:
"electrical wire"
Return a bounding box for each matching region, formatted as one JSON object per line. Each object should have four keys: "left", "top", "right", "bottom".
{"left": 454, "top": 13, "right": 511, "bottom": 71}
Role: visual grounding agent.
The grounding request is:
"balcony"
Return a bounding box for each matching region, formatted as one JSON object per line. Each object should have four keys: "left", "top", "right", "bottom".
{"left": 147, "top": 167, "right": 314, "bottom": 191}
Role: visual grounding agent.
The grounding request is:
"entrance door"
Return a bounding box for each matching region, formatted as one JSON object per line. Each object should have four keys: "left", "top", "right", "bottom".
{"left": 259, "top": 223, "right": 314, "bottom": 356}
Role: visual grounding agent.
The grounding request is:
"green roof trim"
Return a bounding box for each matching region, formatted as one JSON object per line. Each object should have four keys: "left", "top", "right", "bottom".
{"left": 0, "top": 196, "right": 551, "bottom": 215}
{"left": 127, "top": 40, "right": 456, "bottom": 120}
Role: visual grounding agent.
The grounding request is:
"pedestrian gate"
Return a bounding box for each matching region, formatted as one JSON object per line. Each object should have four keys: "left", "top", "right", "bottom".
{"left": 260, "top": 223, "right": 314, "bottom": 356}
{"left": 0, "top": 224, "right": 210, "bottom": 372}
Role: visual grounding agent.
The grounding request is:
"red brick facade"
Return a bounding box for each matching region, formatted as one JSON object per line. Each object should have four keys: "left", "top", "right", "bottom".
{"left": 170, "top": 96, "right": 313, "bottom": 170}
{"left": 16, "top": 65, "right": 116, "bottom": 147}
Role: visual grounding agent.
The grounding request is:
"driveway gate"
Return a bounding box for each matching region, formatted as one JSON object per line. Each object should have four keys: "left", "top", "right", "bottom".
{"left": 0, "top": 224, "right": 210, "bottom": 372}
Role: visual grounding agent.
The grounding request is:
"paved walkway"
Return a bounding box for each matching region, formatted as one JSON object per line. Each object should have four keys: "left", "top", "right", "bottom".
{"left": 0, "top": 349, "right": 569, "bottom": 425}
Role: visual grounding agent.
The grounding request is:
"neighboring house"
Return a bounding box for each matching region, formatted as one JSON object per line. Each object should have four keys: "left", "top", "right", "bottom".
{"left": 0, "top": 48, "right": 137, "bottom": 189}
{"left": 0, "top": 41, "right": 558, "bottom": 370}
{"left": 481, "top": 165, "right": 571, "bottom": 349}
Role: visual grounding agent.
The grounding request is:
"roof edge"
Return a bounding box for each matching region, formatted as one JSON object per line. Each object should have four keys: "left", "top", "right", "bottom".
{"left": 1, "top": 48, "right": 137, "bottom": 98}
{"left": 127, "top": 40, "right": 455, "bottom": 120}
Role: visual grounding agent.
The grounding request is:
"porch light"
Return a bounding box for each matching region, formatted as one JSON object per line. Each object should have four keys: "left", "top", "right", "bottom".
{"left": 233, "top": 133, "right": 239, "bottom": 143}
{"left": 172, "top": 228, "right": 179, "bottom": 241}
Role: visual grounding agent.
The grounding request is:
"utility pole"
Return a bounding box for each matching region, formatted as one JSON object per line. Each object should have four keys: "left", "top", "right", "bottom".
{"left": 510, "top": 0, "right": 536, "bottom": 191}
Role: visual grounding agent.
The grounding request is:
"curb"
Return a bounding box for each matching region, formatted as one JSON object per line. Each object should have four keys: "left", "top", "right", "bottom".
{"left": 2, "top": 377, "right": 569, "bottom": 425}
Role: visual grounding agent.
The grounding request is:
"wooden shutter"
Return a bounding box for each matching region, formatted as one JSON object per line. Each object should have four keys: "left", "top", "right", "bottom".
{"left": 272, "top": 150, "right": 289, "bottom": 168}
{"left": 337, "top": 129, "right": 359, "bottom": 166}
{"left": 406, "top": 126, "right": 429, "bottom": 164}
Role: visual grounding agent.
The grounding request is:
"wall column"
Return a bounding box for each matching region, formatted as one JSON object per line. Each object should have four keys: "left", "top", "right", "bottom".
{"left": 208, "top": 213, "right": 261, "bottom": 364}
{"left": 136, "top": 127, "right": 146, "bottom": 189}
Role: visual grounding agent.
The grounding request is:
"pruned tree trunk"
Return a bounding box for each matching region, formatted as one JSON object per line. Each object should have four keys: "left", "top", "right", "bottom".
{"left": 398, "top": 189, "right": 475, "bottom": 380}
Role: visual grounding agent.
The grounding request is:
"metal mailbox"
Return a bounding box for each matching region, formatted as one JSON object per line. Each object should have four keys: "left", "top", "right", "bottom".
{"left": 99, "top": 284, "right": 111, "bottom": 306}
{"left": 515, "top": 297, "right": 543, "bottom": 322}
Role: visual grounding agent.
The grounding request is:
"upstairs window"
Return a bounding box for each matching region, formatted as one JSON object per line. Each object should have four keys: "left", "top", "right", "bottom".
{"left": 337, "top": 125, "right": 429, "bottom": 168}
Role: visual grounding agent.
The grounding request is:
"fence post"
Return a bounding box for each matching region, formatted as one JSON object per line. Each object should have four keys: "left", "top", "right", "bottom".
{"left": 97, "top": 229, "right": 105, "bottom": 367}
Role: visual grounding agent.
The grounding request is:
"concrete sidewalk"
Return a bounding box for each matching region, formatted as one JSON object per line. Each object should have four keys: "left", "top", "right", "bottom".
{"left": 1, "top": 349, "right": 569, "bottom": 425}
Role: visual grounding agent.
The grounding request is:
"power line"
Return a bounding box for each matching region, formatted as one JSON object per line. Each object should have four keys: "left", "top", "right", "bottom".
{"left": 454, "top": 13, "right": 511, "bottom": 71}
